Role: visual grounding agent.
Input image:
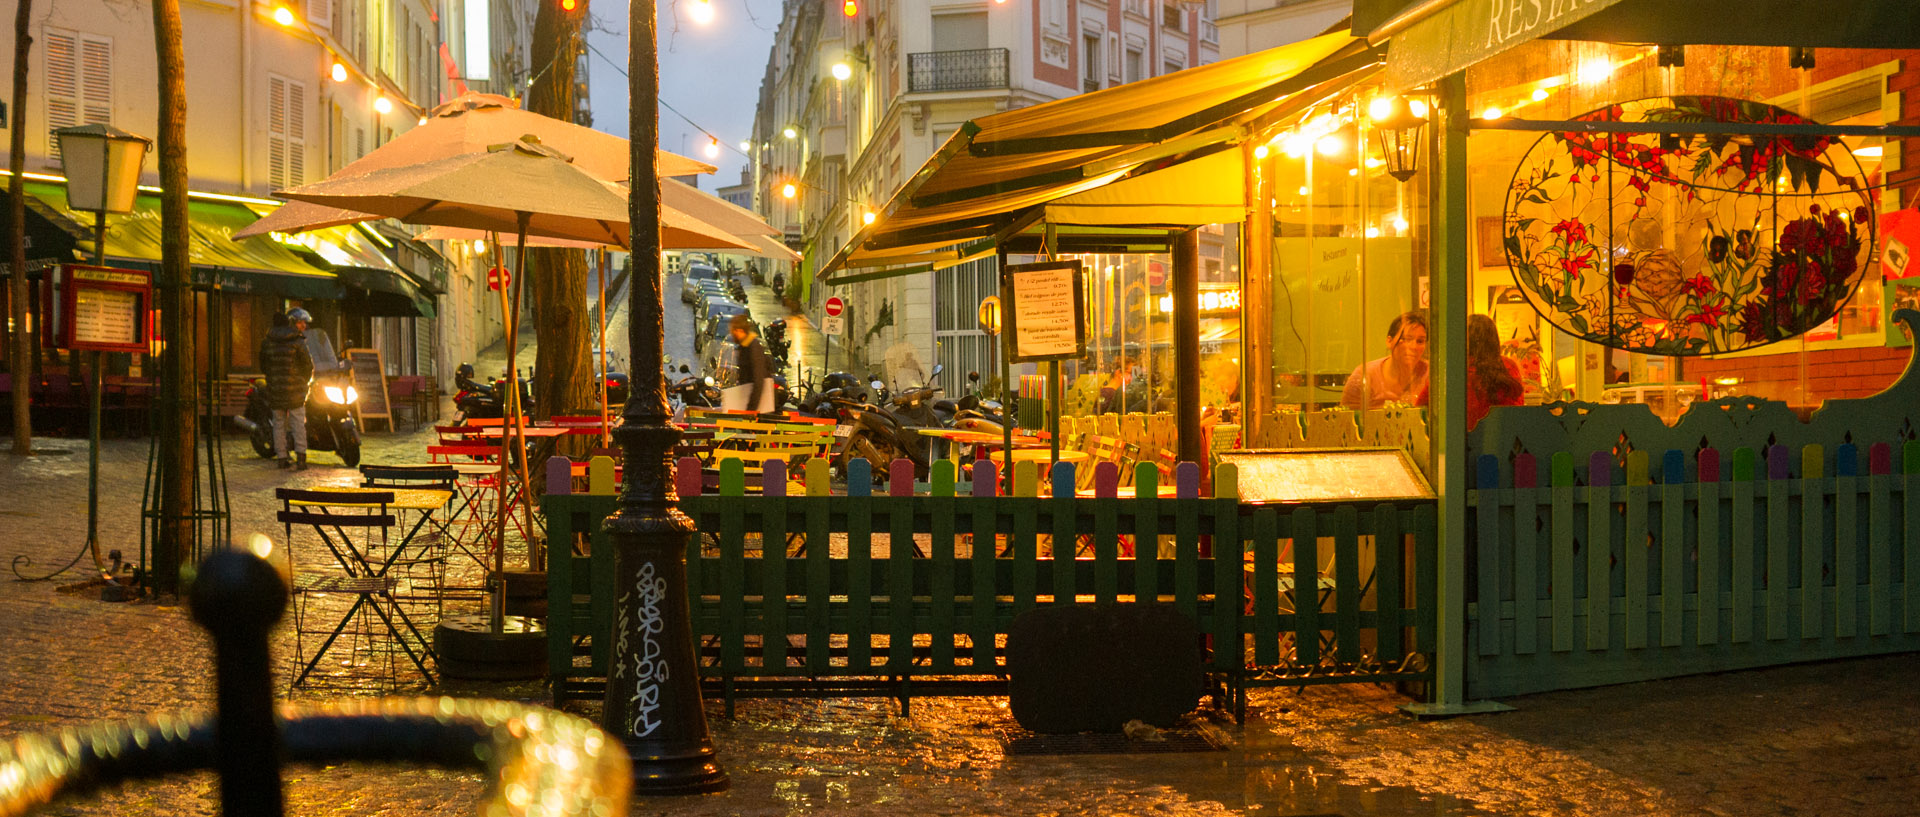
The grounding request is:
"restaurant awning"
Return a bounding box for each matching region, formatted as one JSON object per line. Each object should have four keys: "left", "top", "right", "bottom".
{"left": 10, "top": 176, "right": 344, "bottom": 300}
{"left": 818, "top": 30, "right": 1380, "bottom": 282}
{"left": 1368, "top": 0, "right": 1920, "bottom": 92}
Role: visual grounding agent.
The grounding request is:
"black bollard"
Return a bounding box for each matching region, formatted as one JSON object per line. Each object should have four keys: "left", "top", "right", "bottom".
{"left": 189, "top": 550, "right": 289, "bottom": 817}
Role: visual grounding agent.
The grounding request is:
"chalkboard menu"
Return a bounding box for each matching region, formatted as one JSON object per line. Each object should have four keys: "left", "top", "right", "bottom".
{"left": 342, "top": 348, "right": 392, "bottom": 432}
{"left": 1000, "top": 259, "right": 1086, "bottom": 363}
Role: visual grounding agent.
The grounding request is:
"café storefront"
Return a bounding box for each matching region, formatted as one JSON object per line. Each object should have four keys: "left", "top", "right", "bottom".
{"left": 808, "top": 0, "right": 1920, "bottom": 710}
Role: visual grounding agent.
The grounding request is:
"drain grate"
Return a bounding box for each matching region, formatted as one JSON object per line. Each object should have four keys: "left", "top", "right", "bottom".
{"left": 998, "top": 724, "right": 1229, "bottom": 756}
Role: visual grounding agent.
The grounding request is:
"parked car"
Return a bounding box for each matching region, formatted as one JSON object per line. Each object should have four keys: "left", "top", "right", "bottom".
{"left": 698, "top": 315, "right": 756, "bottom": 372}
{"left": 695, "top": 301, "right": 751, "bottom": 353}
{"left": 679, "top": 263, "right": 722, "bottom": 303}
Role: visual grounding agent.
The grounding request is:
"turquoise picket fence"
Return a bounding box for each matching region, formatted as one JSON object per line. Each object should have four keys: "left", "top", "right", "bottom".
{"left": 542, "top": 455, "right": 1438, "bottom": 715}
{"left": 1467, "top": 440, "right": 1920, "bottom": 698}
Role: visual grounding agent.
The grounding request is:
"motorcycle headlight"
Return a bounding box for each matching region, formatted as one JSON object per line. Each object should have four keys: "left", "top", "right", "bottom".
{"left": 323, "top": 385, "right": 346, "bottom": 404}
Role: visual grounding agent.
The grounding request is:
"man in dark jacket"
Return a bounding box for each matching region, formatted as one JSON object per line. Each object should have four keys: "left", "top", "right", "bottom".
{"left": 259, "top": 311, "right": 315, "bottom": 470}
{"left": 729, "top": 314, "right": 774, "bottom": 413}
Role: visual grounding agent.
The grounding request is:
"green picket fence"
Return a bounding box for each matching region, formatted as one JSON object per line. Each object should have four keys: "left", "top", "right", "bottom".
{"left": 1466, "top": 441, "right": 1920, "bottom": 698}
{"left": 542, "top": 454, "right": 1437, "bottom": 714}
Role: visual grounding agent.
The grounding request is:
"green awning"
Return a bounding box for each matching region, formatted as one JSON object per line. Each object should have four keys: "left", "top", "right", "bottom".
{"left": 336, "top": 265, "right": 436, "bottom": 317}
{"left": 18, "top": 178, "right": 344, "bottom": 300}
{"left": 1374, "top": 0, "right": 1920, "bottom": 91}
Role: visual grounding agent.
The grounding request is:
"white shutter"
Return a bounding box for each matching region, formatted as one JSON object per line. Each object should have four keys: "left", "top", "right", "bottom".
{"left": 79, "top": 35, "right": 111, "bottom": 125}
{"left": 309, "top": 0, "right": 332, "bottom": 31}
{"left": 267, "top": 75, "right": 288, "bottom": 189}
{"left": 44, "top": 30, "right": 77, "bottom": 159}
{"left": 286, "top": 80, "right": 305, "bottom": 185}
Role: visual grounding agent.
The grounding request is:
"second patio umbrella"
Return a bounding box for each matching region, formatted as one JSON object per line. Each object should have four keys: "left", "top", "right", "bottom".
{"left": 278, "top": 135, "right": 703, "bottom": 630}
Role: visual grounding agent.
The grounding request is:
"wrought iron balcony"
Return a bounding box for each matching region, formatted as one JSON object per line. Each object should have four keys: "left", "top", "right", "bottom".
{"left": 908, "top": 48, "right": 1010, "bottom": 93}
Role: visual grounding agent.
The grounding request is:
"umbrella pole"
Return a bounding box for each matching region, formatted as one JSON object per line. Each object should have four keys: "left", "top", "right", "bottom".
{"left": 508, "top": 215, "right": 539, "bottom": 573}
{"left": 490, "top": 232, "right": 511, "bottom": 633}
{"left": 599, "top": 248, "right": 610, "bottom": 447}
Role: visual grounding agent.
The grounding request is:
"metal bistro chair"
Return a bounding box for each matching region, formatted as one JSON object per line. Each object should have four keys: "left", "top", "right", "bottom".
{"left": 360, "top": 464, "right": 465, "bottom": 604}
{"left": 276, "top": 487, "right": 436, "bottom": 691}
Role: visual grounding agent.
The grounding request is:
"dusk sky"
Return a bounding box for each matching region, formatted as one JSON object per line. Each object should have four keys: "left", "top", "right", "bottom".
{"left": 585, "top": 0, "right": 780, "bottom": 192}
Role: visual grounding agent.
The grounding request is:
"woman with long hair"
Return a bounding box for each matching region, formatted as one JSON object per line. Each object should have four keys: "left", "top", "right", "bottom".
{"left": 1417, "top": 314, "right": 1524, "bottom": 429}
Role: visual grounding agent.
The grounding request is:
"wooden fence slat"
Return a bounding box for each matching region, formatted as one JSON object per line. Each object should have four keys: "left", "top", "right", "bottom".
{"left": 971, "top": 493, "right": 999, "bottom": 671}
{"left": 1869, "top": 471, "right": 1892, "bottom": 636}
{"left": 1292, "top": 507, "right": 1321, "bottom": 667}
{"left": 1374, "top": 505, "right": 1404, "bottom": 662}
{"left": 762, "top": 491, "right": 790, "bottom": 671}
{"left": 848, "top": 491, "right": 875, "bottom": 671}
{"left": 1551, "top": 464, "right": 1576, "bottom": 653}
{"left": 1051, "top": 476, "right": 1077, "bottom": 606}
{"left": 1835, "top": 472, "right": 1858, "bottom": 639}
{"left": 675, "top": 456, "right": 703, "bottom": 499}
{"left": 718, "top": 490, "right": 748, "bottom": 675}
{"left": 890, "top": 459, "right": 915, "bottom": 498}
{"left": 1730, "top": 448, "right": 1756, "bottom": 644}
{"left": 1800, "top": 446, "right": 1826, "bottom": 640}
{"left": 546, "top": 456, "right": 572, "bottom": 496}
{"left": 1906, "top": 471, "right": 1920, "bottom": 633}
{"left": 1414, "top": 504, "right": 1440, "bottom": 653}
{"left": 1134, "top": 464, "right": 1161, "bottom": 603}
{"left": 720, "top": 458, "right": 746, "bottom": 497}
{"left": 806, "top": 484, "right": 833, "bottom": 675}
{"left": 1513, "top": 473, "right": 1539, "bottom": 656}
{"left": 1586, "top": 452, "right": 1613, "bottom": 652}
{"left": 1624, "top": 478, "right": 1649, "bottom": 651}
{"left": 1660, "top": 451, "right": 1686, "bottom": 648}
{"left": 1174, "top": 483, "right": 1202, "bottom": 622}
{"left": 887, "top": 492, "right": 915, "bottom": 674}
{"left": 1697, "top": 472, "right": 1722, "bottom": 646}
{"left": 589, "top": 456, "right": 615, "bottom": 496}
{"left": 1251, "top": 509, "right": 1280, "bottom": 666}
{"left": 1094, "top": 494, "right": 1120, "bottom": 606}
{"left": 1766, "top": 448, "right": 1792, "bottom": 641}
{"left": 930, "top": 490, "right": 958, "bottom": 672}
{"left": 807, "top": 458, "right": 832, "bottom": 496}
{"left": 1474, "top": 455, "right": 1503, "bottom": 657}
{"left": 1333, "top": 505, "right": 1362, "bottom": 664}
{"left": 847, "top": 459, "right": 872, "bottom": 497}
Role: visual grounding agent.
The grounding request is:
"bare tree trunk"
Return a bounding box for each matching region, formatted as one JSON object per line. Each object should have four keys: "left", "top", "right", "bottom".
{"left": 7, "top": 0, "right": 33, "bottom": 456}
{"left": 523, "top": 0, "right": 592, "bottom": 441}
{"left": 150, "top": 0, "right": 192, "bottom": 596}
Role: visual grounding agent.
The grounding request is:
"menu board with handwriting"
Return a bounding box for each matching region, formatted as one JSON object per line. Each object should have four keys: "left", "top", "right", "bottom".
{"left": 1001, "top": 260, "right": 1085, "bottom": 363}
{"left": 73, "top": 288, "right": 139, "bottom": 346}
{"left": 58, "top": 265, "right": 152, "bottom": 354}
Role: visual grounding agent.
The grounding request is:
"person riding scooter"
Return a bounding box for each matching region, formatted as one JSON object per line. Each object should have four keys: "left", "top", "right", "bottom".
{"left": 258, "top": 311, "right": 314, "bottom": 470}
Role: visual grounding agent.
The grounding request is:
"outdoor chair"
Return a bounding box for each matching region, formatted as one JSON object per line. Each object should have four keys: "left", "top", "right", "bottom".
{"left": 359, "top": 464, "right": 465, "bottom": 604}
{"left": 276, "top": 487, "right": 436, "bottom": 691}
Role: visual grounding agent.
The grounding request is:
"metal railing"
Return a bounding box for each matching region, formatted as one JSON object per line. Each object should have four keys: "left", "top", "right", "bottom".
{"left": 907, "top": 48, "right": 1010, "bottom": 93}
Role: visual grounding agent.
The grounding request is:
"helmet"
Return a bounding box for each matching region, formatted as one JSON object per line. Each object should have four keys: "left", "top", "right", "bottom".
{"left": 823, "top": 372, "right": 861, "bottom": 394}
{"left": 287, "top": 307, "right": 312, "bottom": 324}
{"left": 456, "top": 362, "right": 477, "bottom": 380}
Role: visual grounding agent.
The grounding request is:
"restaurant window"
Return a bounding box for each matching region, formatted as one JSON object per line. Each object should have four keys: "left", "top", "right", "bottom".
{"left": 935, "top": 257, "right": 997, "bottom": 399}
{"left": 1465, "top": 41, "right": 1900, "bottom": 421}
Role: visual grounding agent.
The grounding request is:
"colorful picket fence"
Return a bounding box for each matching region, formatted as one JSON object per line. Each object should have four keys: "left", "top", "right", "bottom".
{"left": 541, "top": 455, "right": 1438, "bottom": 715}
{"left": 1465, "top": 440, "right": 1920, "bottom": 698}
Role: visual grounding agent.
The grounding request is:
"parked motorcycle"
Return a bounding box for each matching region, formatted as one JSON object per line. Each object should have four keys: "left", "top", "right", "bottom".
{"left": 452, "top": 362, "right": 534, "bottom": 422}
{"left": 237, "top": 369, "right": 363, "bottom": 467}
{"left": 670, "top": 364, "right": 721, "bottom": 409}
{"left": 840, "top": 365, "right": 945, "bottom": 483}
{"left": 950, "top": 370, "right": 1008, "bottom": 435}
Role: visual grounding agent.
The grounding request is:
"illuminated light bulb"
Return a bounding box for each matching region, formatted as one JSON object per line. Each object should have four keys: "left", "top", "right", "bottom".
{"left": 1315, "top": 135, "right": 1343, "bottom": 156}
{"left": 1282, "top": 132, "right": 1313, "bottom": 157}
{"left": 1348, "top": 168, "right": 1359, "bottom": 177}
{"left": 1158, "top": 295, "right": 1172, "bottom": 313}
{"left": 843, "top": 0, "right": 858, "bottom": 16}
{"left": 1408, "top": 99, "right": 1428, "bottom": 118}
{"left": 1532, "top": 88, "right": 1549, "bottom": 102}
{"left": 417, "top": 116, "right": 427, "bottom": 125}
{"left": 1365, "top": 157, "right": 1384, "bottom": 169}
{"left": 1296, "top": 185, "right": 1310, "bottom": 196}
{"left": 704, "top": 137, "right": 721, "bottom": 158}
{"left": 688, "top": 0, "right": 714, "bottom": 24}
{"left": 330, "top": 62, "right": 348, "bottom": 82}
{"left": 739, "top": 140, "right": 753, "bottom": 152}
{"left": 862, "top": 211, "right": 876, "bottom": 225}
{"left": 472, "top": 240, "right": 486, "bottom": 254}
{"left": 561, "top": 0, "right": 576, "bottom": 10}
{"left": 781, "top": 182, "right": 797, "bottom": 199}
{"left": 374, "top": 96, "right": 393, "bottom": 114}
{"left": 272, "top": 6, "right": 295, "bottom": 25}
{"left": 1578, "top": 57, "right": 1614, "bottom": 85}
{"left": 831, "top": 62, "right": 852, "bottom": 81}
{"left": 1481, "top": 106, "right": 1503, "bottom": 120}
{"left": 1365, "top": 226, "right": 1381, "bottom": 238}
{"left": 1252, "top": 144, "right": 1269, "bottom": 160}
{"left": 1392, "top": 215, "right": 1410, "bottom": 232}
{"left": 783, "top": 126, "right": 798, "bottom": 140}
{"left": 1853, "top": 145, "right": 1884, "bottom": 157}
{"left": 1367, "top": 96, "right": 1395, "bottom": 121}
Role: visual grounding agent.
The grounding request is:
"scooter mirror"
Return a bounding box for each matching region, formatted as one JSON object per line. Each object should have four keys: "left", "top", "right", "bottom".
{"left": 870, "top": 380, "right": 885, "bottom": 391}
{"left": 968, "top": 371, "right": 981, "bottom": 382}
{"left": 932, "top": 364, "right": 944, "bottom": 376}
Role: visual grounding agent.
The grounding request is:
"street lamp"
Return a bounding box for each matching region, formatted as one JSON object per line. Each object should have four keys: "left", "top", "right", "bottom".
{"left": 55, "top": 123, "right": 151, "bottom": 596}
{"left": 607, "top": 0, "right": 727, "bottom": 796}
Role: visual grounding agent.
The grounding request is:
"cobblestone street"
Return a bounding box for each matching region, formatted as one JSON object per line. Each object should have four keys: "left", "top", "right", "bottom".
{"left": 2, "top": 418, "right": 1918, "bottom": 815}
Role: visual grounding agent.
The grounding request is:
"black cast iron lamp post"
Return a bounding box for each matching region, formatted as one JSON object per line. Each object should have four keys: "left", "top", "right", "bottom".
{"left": 55, "top": 123, "right": 151, "bottom": 594}
{"left": 1367, "top": 95, "right": 1427, "bottom": 183}
{"left": 602, "top": 0, "right": 729, "bottom": 795}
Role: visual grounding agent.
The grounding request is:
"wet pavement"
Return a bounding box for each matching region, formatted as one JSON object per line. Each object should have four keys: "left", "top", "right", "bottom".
{"left": 5, "top": 291, "right": 1920, "bottom": 813}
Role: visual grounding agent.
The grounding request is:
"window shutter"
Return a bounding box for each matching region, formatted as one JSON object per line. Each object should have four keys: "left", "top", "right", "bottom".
{"left": 79, "top": 36, "right": 111, "bottom": 125}
{"left": 45, "top": 30, "right": 77, "bottom": 159}
{"left": 268, "top": 75, "right": 288, "bottom": 189}
{"left": 309, "top": 0, "right": 332, "bottom": 30}
{"left": 286, "top": 80, "right": 305, "bottom": 186}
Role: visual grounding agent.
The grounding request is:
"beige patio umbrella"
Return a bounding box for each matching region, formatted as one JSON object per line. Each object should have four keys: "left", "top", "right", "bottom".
{"left": 235, "top": 92, "right": 715, "bottom": 239}
{"left": 278, "top": 135, "right": 733, "bottom": 629}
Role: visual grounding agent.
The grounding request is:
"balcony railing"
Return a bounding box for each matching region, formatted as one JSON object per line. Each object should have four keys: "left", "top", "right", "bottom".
{"left": 908, "top": 48, "right": 1010, "bottom": 93}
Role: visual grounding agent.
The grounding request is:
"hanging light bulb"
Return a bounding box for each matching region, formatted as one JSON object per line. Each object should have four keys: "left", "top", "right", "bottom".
{"left": 843, "top": 0, "right": 858, "bottom": 16}
{"left": 330, "top": 62, "right": 347, "bottom": 82}
{"left": 688, "top": 0, "right": 714, "bottom": 25}
{"left": 704, "top": 137, "right": 721, "bottom": 158}
{"left": 862, "top": 211, "right": 876, "bottom": 225}
{"left": 831, "top": 62, "right": 853, "bottom": 81}
{"left": 739, "top": 140, "right": 753, "bottom": 152}
{"left": 781, "top": 182, "right": 798, "bottom": 199}
{"left": 1252, "top": 144, "right": 1269, "bottom": 160}
{"left": 472, "top": 240, "right": 486, "bottom": 254}
{"left": 271, "top": 6, "right": 295, "bottom": 25}
{"left": 1531, "top": 88, "right": 1549, "bottom": 102}
{"left": 1315, "top": 134, "right": 1344, "bottom": 156}
{"left": 783, "top": 126, "right": 798, "bottom": 140}
{"left": 374, "top": 96, "right": 393, "bottom": 114}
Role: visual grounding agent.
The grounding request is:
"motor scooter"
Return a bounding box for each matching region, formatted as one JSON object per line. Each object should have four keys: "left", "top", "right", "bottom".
{"left": 237, "top": 369, "right": 363, "bottom": 467}
{"left": 840, "top": 366, "right": 945, "bottom": 483}
{"left": 669, "top": 364, "right": 721, "bottom": 409}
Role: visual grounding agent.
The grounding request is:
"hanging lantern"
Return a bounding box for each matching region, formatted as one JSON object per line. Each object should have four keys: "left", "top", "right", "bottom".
{"left": 1367, "top": 95, "right": 1427, "bottom": 183}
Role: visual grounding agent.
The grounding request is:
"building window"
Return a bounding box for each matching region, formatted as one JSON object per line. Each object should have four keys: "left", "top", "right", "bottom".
{"left": 1125, "top": 48, "right": 1142, "bottom": 84}
{"left": 44, "top": 28, "right": 112, "bottom": 162}
{"left": 1164, "top": 58, "right": 1182, "bottom": 77}
{"left": 1162, "top": 3, "right": 1185, "bottom": 31}
{"left": 934, "top": 257, "right": 999, "bottom": 399}
{"left": 1082, "top": 32, "right": 1101, "bottom": 91}
{"left": 930, "top": 11, "right": 988, "bottom": 51}
{"left": 267, "top": 74, "right": 307, "bottom": 190}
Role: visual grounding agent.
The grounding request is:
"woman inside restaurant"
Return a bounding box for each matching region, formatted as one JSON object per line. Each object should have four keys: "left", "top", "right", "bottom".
{"left": 1340, "top": 309, "right": 1429, "bottom": 410}
{"left": 1416, "top": 313, "right": 1525, "bottom": 429}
